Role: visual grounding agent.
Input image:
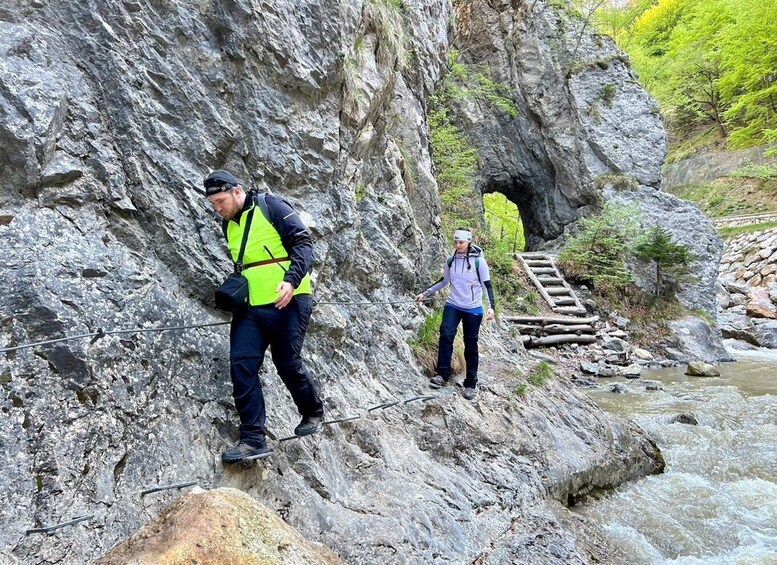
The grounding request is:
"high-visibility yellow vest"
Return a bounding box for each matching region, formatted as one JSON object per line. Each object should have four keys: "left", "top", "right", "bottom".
{"left": 226, "top": 202, "right": 312, "bottom": 306}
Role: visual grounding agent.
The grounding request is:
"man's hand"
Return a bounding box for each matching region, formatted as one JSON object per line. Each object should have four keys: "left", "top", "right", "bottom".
{"left": 275, "top": 281, "right": 295, "bottom": 309}
{"left": 486, "top": 308, "right": 495, "bottom": 321}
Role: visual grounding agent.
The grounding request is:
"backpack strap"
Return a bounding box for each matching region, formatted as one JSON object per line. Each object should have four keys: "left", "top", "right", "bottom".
{"left": 234, "top": 207, "right": 256, "bottom": 272}
{"left": 254, "top": 192, "right": 271, "bottom": 225}
{"left": 221, "top": 192, "right": 273, "bottom": 240}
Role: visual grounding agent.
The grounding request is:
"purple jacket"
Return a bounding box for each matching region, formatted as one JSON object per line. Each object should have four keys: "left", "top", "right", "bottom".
{"left": 423, "top": 245, "right": 493, "bottom": 310}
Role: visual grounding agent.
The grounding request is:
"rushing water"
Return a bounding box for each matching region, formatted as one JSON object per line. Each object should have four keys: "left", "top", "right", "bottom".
{"left": 576, "top": 346, "right": 777, "bottom": 564}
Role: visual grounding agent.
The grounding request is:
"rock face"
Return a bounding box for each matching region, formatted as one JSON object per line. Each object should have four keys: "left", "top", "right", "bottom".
{"left": 1, "top": 1, "right": 669, "bottom": 563}
{"left": 97, "top": 487, "right": 343, "bottom": 564}
{"left": 445, "top": 0, "right": 722, "bottom": 348}
{"left": 448, "top": 0, "right": 666, "bottom": 250}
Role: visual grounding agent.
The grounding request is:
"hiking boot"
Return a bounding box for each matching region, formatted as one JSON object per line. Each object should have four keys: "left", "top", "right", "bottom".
{"left": 294, "top": 415, "right": 323, "bottom": 437}
{"left": 462, "top": 387, "right": 477, "bottom": 400}
{"left": 221, "top": 442, "right": 273, "bottom": 464}
{"left": 429, "top": 375, "right": 448, "bottom": 389}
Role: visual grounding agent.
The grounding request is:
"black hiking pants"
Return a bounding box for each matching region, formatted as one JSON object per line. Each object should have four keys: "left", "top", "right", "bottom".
{"left": 229, "top": 294, "right": 323, "bottom": 447}
{"left": 436, "top": 304, "right": 483, "bottom": 388}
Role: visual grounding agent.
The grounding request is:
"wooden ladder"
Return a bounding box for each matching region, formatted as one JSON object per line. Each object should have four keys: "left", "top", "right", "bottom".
{"left": 518, "top": 252, "right": 587, "bottom": 316}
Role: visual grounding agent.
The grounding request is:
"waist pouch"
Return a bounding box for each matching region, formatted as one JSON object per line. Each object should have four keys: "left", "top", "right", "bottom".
{"left": 215, "top": 273, "right": 249, "bottom": 313}
{"left": 215, "top": 206, "right": 255, "bottom": 313}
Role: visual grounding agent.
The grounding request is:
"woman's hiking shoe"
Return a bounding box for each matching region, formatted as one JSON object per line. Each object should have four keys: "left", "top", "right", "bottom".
{"left": 429, "top": 375, "right": 448, "bottom": 389}
{"left": 294, "top": 415, "right": 322, "bottom": 436}
{"left": 462, "top": 387, "right": 477, "bottom": 400}
{"left": 221, "top": 442, "right": 273, "bottom": 464}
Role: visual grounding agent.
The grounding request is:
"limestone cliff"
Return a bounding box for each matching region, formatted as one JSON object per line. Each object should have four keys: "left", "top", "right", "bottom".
{"left": 1, "top": 1, "right": 678, "bottom": 562}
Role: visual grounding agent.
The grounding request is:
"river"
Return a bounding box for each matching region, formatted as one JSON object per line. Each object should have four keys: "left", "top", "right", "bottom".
{"left": 576, "top": 345, "right": 777, "bottom": 564}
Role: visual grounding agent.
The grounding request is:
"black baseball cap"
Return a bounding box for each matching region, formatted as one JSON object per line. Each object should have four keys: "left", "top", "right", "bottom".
{"left": 203, "top": 170, "right": 240, "bottom": 196}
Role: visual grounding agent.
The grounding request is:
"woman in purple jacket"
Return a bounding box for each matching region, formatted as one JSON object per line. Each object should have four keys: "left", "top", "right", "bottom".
{"left": 415, "top": 228, "right": 496, "bottom": 400}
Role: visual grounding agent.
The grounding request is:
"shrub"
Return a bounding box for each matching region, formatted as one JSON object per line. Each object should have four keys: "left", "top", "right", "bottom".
{"left": 557, "top": 202, "right": 641, "bottom": 294}
{"left": 364, "top": 0, "right": 408, "bottom": 70}
{"left": 528, "top": 361, "right": 555, "bottom": 386}
{"left": 409, "top": 308, "right": 464, "bottom": 376}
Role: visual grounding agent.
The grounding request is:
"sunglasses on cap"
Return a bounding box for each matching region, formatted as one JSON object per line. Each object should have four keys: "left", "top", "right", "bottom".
{"left": 204, "top": 179, "right": 236, "bottom": 197}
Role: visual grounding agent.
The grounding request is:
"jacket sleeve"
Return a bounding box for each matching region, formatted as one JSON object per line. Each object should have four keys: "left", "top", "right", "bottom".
{"left": 264, "top": 194, "right": 313, "bottom": 288}
{"left": 479, "top": 258, "right": 496, "bottom": 309}
{"left": 423, "top": 260, "right": 451, "bottom": 297}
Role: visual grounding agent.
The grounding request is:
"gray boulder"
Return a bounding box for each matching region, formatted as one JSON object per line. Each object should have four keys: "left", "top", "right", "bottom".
{"left": 602, "top": 336, "right": 629, "bottom": 353}
{"left": 752, "top": 319, "right": 777, "bottom": 349}
{"left": 621, "top": 364, "right": 642, "bottom": 379}
{"left": 669, "top": 413, "right": 698, "bottom": 425}
{"left": 580, "top": 361, "right": 600, "bottom": 375}
{"left": 723, "top": 280, "right": 750, "bottom": 295}
{"left": 719, "top": 312, "right": 759, "bottom": 345}
{"left": 685, "top": 362, "right": 721, "bottom": 377}
{"left": 715, "top": 281, "right": 731, "bottom": 310}
{"left": 668, "top": 317, "right": 734, "bottom": 363}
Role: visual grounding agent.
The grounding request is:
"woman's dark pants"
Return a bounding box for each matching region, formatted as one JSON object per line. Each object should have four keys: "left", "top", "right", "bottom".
{"left": 229, "top": 295, "right": 323, "bottom": 447}
{"left": 436, "top": 304, "right": 483, "bottom": 388}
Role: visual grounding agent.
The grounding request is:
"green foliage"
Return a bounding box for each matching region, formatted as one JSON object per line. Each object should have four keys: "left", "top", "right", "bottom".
{"left": 481, "top": 194, "right": 529, "bottom": 313}
{"left": 477, "top": 75, "right": 520, "bottom": 117}
{"left": 598, "top": 0, "right": 777, "bottom": 149}
{"left": 669, "top": 168, "right": 777, "bottom": 217}
{"left": 731, "top": 165, "right": 777, "bottom": 180}
{"left": 633, "top": 225, "right": 695, "bottom": 296}
{"left": 693, "top": 308, "right": 716, "bottom": 325}
{"left": 515, "top": 383, "right": 529, "bottom": 396}
{"left": 427, "top": 50, "right": 523, "bottom": 232}
{"left": 364, "top": 0, "right": 408, "bottom": 70}
{"left": 528, "top": 361, "right": 555, "bottom": 386}
{"left": 557, "top": 202, "right": 641, "bottom": 293}
{"left": 355, "top": 183, "right": 368, "bottom": 202}
{"left": 484, "top": 192, "right": 525, "bottom": 252}
{"left": 600, "top": 84, "right": 617, "bottom": 106}
{"left": 598, "top": 285, "right": 688, "bottom": 344}
{"left": 718, "top": 221, "right": 777, "bottom": 238}
{"left": 435, "top": 50, "right": 520, "bottom": 116}
{"left": 594, "top": 173, "right": 639, "bottom": 191}
{"left": 427, "top": 107, "right": 480, "bottom": 231}
{"left": 410, "top": 308, "right": 443, "bottom": 351}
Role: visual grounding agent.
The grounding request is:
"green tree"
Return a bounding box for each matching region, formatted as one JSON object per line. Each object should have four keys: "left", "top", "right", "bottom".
{"left": 557, "top": 202, "right": 641, "bottom": 294}
{"left": 634, "top": 225, "right": 694, "bottom": 296}
{"left": 594, "top": 0, "right": 777, "bottom": 149}
{"left": 483, "top": 192, "right": 524, "bottom": 253}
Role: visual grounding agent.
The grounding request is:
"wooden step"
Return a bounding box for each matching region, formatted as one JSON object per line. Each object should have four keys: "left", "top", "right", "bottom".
{"left": 504, "top": 315, "right": 599, "bottom": 325}
{"left": 513, "top": 324, "right": 596, "bottom": 334}
{"left": 536, "top": 277, "right": 563, "bottom": 285}
{"left": 552, "top": 297, "right": 576, "bottom": 306}
{"left": 520, "top": 252, "right": 549, "bottom": 259}
{"left": 525, "top": 260, "right": 553, "bottom": 267}
{"left": 521, "top": 334, "right": 597, "bottom": 348}
{"left": 551, "top": 306, "right": 588, "bottom": 315}
{"left": 530, "top": 267, "right": 557, "bottom": 275}
{"left": 545, "top": 287, "right": 571, "bottom": 296}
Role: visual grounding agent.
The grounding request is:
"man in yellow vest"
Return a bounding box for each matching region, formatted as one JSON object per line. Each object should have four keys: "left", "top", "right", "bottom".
{"left": 204, "top": 170, "right": 324, "bottom": 463}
